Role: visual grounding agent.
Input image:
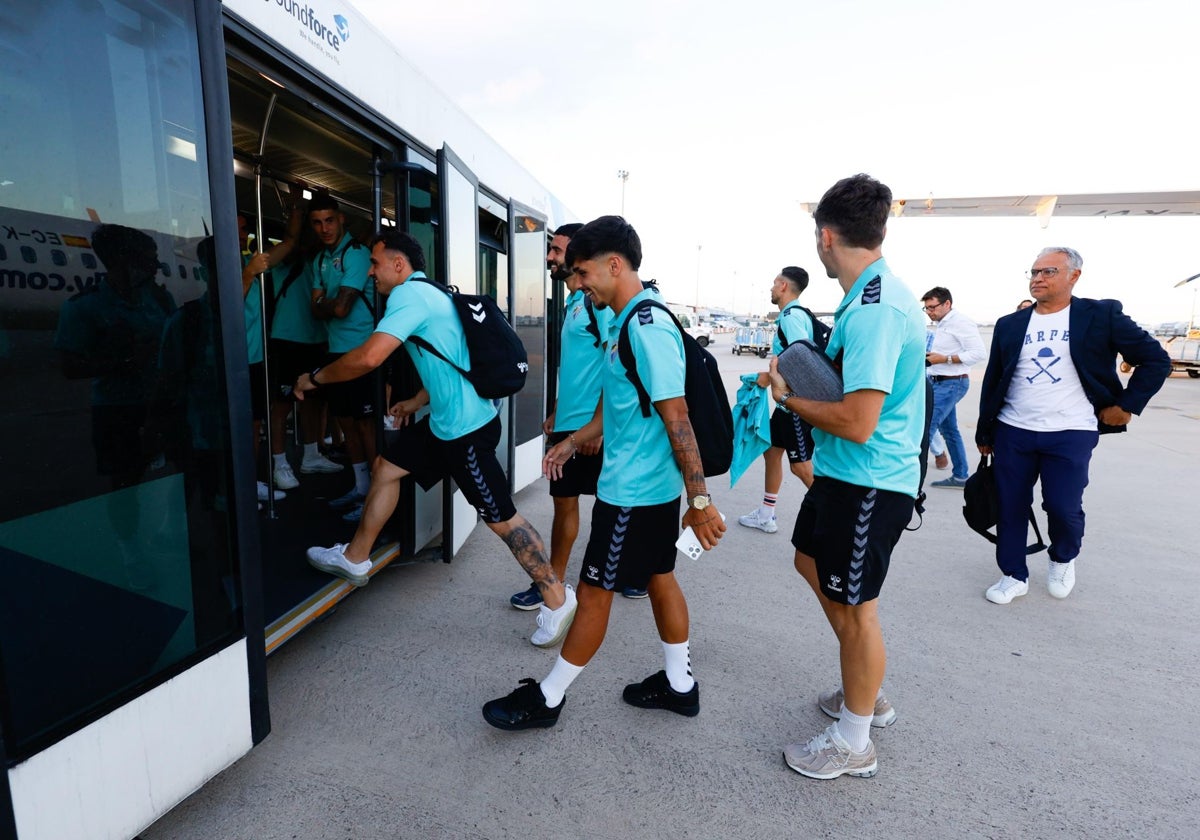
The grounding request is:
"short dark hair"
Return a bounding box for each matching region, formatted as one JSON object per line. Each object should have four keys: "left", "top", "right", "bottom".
{"left": 780, "top": 266, "right": 809, "bottom": 294}
{"left": 813, "top": 173, "right": 891, "bottom": 249}
{"left": 307, "top": 193, "right": 340, "bottom": 215}
{"left": 922, "top": 286, "right": 952, "bottom": 305}
{"left": 565, "top": 215, "right": 642, "bottom": 271}
{"left": 553, "top": 222, "right": 583, "bottom": 239}
{"left": 91, "top": 223, "right": 156, "bottom": 270}
{"left": 370, "top": 229, "right": 427, "bottom": 273}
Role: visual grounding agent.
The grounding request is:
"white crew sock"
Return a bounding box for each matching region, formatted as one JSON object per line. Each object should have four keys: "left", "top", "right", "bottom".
{"left": 835, "top": 705, "right": 873, "bottom": 753}
{"left": 303, "top": 442, "right": 319, "bottom": 460}
{"left": 272, "top": 452, "right": 289, "bottom": 468}
{"left": 758, "top": 492, "right": 778, "bottom": 520}
{"left": 662, "top": 640, "right": 694, "bottom": 693}
{"left": 353, "top": 461, "right": 370, "bottom": 495}
{"left": 539, "top": 656, "right": 584, "bottom": 708}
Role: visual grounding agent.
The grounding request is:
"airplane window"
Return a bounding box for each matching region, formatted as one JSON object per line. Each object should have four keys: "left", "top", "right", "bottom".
{"left": 178, "top": 264, "right": 188, "bottom": 280}
{"left": 51, "top": 249, "right": 67, "bottom": 266}
{"left": 158, "top": 260, "right": 172, "bottom": 278}
{"left": 82, "top": 253, "right": 97, "bottom": 269}
{"left": 20, "top": 245, "right": 36, "bottom": 264}
{"left": 0, "top": 244, "right": 6, "bottom": 260}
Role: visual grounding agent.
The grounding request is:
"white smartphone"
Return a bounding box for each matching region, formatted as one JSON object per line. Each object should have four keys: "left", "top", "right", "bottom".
{"left": 675, "top": 513, "right": 726, "bottom": 560}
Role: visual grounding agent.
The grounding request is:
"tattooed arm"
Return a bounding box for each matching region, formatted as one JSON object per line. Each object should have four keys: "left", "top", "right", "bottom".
{"left": 655, "top": 396, "right": 726, "bottom": 549}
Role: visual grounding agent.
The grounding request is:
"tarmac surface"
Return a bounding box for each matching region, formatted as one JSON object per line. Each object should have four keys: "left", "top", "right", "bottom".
{"left": 144, "top": 333, "right": 1200, "bottom": 839}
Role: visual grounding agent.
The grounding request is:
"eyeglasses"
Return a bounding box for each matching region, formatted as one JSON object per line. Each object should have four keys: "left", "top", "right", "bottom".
{"left": 1026, "top": 267, "right": 1061, "bottom": 279}
{"left": 922, "top": 301, "right": 947, "bottom": 312}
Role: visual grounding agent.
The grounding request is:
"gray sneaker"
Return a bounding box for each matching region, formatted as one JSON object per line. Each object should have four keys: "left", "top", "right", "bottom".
{"left": 783, "top": 724, "right": 878, "bottom": 779}
{"left": 818, "top": 688, "right": 897, "bottom": 728}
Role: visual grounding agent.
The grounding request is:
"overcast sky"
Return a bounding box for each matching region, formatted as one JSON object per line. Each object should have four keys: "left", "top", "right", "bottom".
{"left": 354, "top": 0, "right": 1197, "bottom": 325}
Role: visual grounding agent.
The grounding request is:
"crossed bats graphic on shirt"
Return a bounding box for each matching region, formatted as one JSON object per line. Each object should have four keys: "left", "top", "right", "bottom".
{"left": 1027, "top": 347, "right": 1062, "bottom": 383}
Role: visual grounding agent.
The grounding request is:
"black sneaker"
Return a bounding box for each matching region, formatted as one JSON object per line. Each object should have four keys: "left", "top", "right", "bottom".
{"left": 622, "top": 670, "right": 699, "bottom": 717}
{"left": 482, "top": 678, "right": 563, "bottom": 730}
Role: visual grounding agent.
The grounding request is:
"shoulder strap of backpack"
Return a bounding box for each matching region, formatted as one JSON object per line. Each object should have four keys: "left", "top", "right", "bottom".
{"left": 401, "top": 276, "right": 472, "bottom": 379}
{"left": 583, "top": 296, "right": 602, "bottom": 348}
{"left": 618, "top": 298, "right": 682, "bottom": 419}
{"left": 272, "top": 260, "right": 307, "bottom": 307}
{"left": 316, "top": 237, "right": 360, "bottom": 274}
{"left": 905, "top": 376, "right": 935, "bottom": 532}
{"left": 776, "top": 302, "right": 802, "bottom": 349}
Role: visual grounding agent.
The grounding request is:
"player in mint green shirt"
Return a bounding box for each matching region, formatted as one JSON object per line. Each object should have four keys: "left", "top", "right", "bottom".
{"left": 510, "top": 223, "right": 619, "bottom": 610}
{"left": 738, "top": 266, "right": 818, "bottom": 535}
{"left": 306, "top": 195, "right": 376, "bottom": 515}
{"left": 484, "top": 216, "right": 726, "bottom": 732}
{"left": 768, "top": 174, "right": 925, "bottom": 781}
{"left": 294, "top": 230, "right": 576, "bottom": 652}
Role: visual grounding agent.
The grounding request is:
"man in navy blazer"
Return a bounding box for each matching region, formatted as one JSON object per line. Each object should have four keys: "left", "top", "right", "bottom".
{"left": 976, "top": 247, "right": 1170, "bottom": 605}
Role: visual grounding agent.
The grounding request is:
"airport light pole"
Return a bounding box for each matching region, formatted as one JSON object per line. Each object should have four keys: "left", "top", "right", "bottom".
{"left": 695, "top": 244, "right": 702, "bottom": 309}
{"left": 617, "top": 169, "right": 629, "bottom": 215}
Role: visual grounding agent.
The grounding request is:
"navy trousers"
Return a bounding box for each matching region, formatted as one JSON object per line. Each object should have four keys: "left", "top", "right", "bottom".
{"left": 992, "top": 422, "right": 1099, "bottom": 581}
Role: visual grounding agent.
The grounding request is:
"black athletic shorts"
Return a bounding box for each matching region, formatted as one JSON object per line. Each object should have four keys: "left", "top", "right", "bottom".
{"left": 580, "top": 497, "right": 680, "bottom": 591}
{"left": 382, "top": 415, "right": 516, "bottom": 523}
{"left": 270, "top": 339, "right": 326, "bottom": 394}
{"left": 248, "top": 362, "right": 267, "bottom": 421}
{"left": 322, "top": 352, "right": 375, "bottom": 419}
{"left": 791, "top": 476, "right": 914, "bottom": 605}
{"left": 547, "top": 430, "right": 602, "bottom": 497}
{"left": 770, "top": 408, "right": 814, "bottom": 464}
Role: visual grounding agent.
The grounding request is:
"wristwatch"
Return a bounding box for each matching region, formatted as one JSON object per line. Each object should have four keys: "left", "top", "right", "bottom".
{"left": 308, "top": 366, "right": 324, "bottom": 388}
{"left": 688, "top": 494, "right": 711, "bottom": 511}
{"left": 776, "top": 391, "right": 797, "bottom": 412}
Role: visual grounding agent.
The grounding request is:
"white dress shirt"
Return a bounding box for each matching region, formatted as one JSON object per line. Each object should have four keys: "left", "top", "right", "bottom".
{"left": 928, "top": 307, "right": 985, "bottom": 375}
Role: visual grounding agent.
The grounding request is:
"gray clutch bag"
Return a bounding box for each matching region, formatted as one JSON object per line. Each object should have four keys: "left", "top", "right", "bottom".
{"left": 776, "top": 340, "right": 843, "bottom": 402}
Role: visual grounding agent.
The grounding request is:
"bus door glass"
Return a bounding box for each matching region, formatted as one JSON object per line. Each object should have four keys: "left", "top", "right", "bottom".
{"left": 508, "top": 202, "right": 548, "bottom": 491}
{"left": 225, "top": 54, "right": 404, "bottom": 633}
{"left": 437, "top": 146, "right": 481, "bottom": 556}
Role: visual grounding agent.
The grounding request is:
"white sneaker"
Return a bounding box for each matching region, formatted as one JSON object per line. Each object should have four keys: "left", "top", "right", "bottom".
{"left": 306, "top": 543, "right": 372, "bottom": 586}
{"left": 1047, "top": 560, "right": 1076, "bottom": 599}
{"left": 530, "top": 585, "right": 577, "bottom": 648}
{"left": 257, "top": 481, "right": 285, "bottom": 502}
{"left": 737, "top": 509, "right": 778, "bottom": 534}
{"left": 985, "top": 575, "right": 1029, "bottom": 605}
{"left": 273, "top": 462, "right": 300, "bottom": 490}
{"left": 300, "top": 453, "right": 344, "bottom": 474}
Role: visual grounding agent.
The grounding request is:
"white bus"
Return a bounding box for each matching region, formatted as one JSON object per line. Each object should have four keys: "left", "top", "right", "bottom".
{"left": 0, "top": 2, "right": 571, "bottom": 837}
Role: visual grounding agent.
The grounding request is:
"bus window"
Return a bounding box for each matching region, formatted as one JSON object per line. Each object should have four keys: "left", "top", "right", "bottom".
{"left": 0, "top": 0, "right": 239, "bottom": 763}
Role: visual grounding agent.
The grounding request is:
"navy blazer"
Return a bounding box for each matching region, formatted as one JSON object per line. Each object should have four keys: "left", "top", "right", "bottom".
{"left": 976, "top": 297, "right": 1171, "bottom": 446}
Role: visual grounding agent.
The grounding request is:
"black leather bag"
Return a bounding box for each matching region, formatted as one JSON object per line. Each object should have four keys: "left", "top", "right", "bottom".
{"left": 962, "top": 454, "right": 1046, "bottom": 555}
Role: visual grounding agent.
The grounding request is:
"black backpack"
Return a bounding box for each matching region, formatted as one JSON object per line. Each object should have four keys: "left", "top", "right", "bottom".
{"left": 616, "top": 298, "right": 733, "bottom": 477}
{"left": 405, "top": 277, "right": 528, "bottom": 399}
{"left": 583, "top": 279, "right": 658, "bottom": 349}
{"left": 777, "top": 303, "right": 831, "bottom": 352}
{"left": 962, "top": 454, "right": 1047, "bottom": 553}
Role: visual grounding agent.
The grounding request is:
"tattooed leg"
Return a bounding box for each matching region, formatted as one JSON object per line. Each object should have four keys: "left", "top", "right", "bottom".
{"left": 489, "top": 514, "right": 565, "bottom": 608}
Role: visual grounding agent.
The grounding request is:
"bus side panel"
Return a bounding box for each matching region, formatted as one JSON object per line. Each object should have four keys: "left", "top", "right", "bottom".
{"left": 7, "top": 642, "right": 252, "bottom": 840}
